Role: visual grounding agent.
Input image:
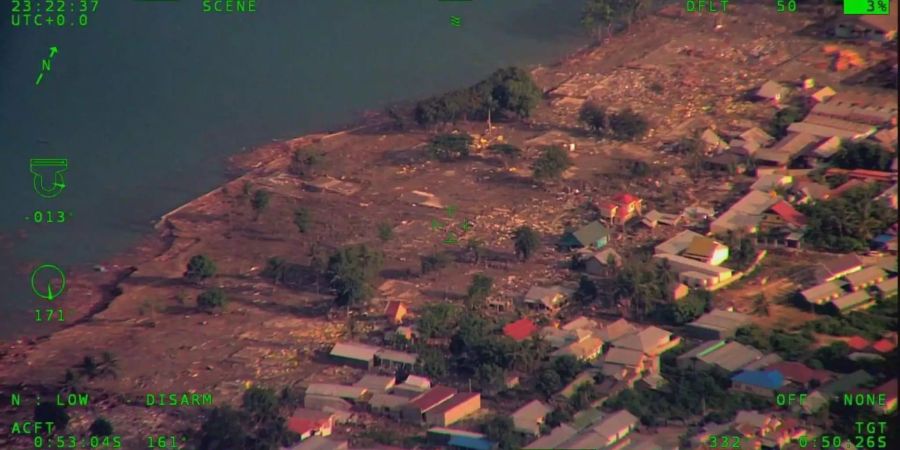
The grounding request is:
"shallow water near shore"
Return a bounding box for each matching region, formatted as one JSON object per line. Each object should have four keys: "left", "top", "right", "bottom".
{"left": 0, "top": 1, "right": 587, "bottom": 339}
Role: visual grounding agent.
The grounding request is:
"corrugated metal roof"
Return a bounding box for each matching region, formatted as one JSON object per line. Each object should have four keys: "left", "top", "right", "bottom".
{"left": 408, "top": 386, "right": 457, "bottom": 412}
{"left": 330, "top": 342, "right": 380, "bottom": 361}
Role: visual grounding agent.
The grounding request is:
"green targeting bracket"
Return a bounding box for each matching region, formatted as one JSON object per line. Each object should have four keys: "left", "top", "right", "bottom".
{"left": 30, "top": 158, "right": 68, "bottom": 198}
{"left": 30, "top": 263, "right": 67, "bottom": 301}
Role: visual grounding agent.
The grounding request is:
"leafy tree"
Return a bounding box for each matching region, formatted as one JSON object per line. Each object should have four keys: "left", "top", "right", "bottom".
{"left": 466, "top": 238, "right": 486, "bottom": 264}
{"left": 799, "top": 184, "right": 895, "bottom": 252}
{"left": 488, "top": 143, "right": 523, "bottom": 169}
{"left": 198, "top": 406, "right": 250, "bottom": 450}
{"left": 89, "top": 417, "right": 114, "bottom": 436}
{"left": 532, "top": 146, "right": 572, "bottom": 181}
{"left": 575, "top": 275, "right": 598, "bottom": 304}
{"left": 184, "top": 254, "right": 217, "bottom": 282}
{"left": 581, "top": 0, "right": 618, "bottom": 41}
{"left": 416, "top": 345, "right": 449, "bottom": 378}
{"left": 421, "top": 251, "right": 452, "bottom": 274}
{"left": 197, "top": 288, "right": 228, "bottom": 313}
{"left": 490, "top": 67, "right": 543, "bottom": 119}
{"left": 831, "top": 141, "right": 894, "bottom": 171}
{"left": 475, "top": 363, "right": 506, "bottom": 393}
{"left": 289, "top": 149, "right": 325, "bottom": 177}
{"left": 482, "top": 415, "right": 524, "bottom": 450}
{"left": 768, "top": 106, "right": 803, "bottom": 139}
{"left": 545, "top": 405, "right": 574, "bottom": 427}
{"left": 612, "top": 256, "right": 677, "bottom": 320}
{"left": 377, "top": 223, "right": 394, "bottom": 242}
{"left": 76, "top": 355, "right": 99, "bottom": 379}
{"left": 251, "top": 190, "right": 271, "bottom": 219}
{"left": 34, "top": 402, "right": 69, "bottom": 432}
{"left": 571, "top": 383, "right": 598, "bottom": 410}
{"left": 466, "top": 273, "right": 494, "bottom": 309}
{"left": 426, "top": 133, "right": 473, "bottom": 162}
{"left": 553, "top": 355, "right": 583, "bottom": 382}
{"left": 326, "top": 244, "right": 384, "bottom": 307}
{"left": 413, "top": 67, "right": 541, "bottom": 126}
{"left": 74, "top": 353, "right": 117, "bottom": 380}
{"left": 293, "top": 208, "right": 311, "bottom": 234}
{"left": 513, "top": 226, "right": 541, "bottom": 260}
{"left": 579, "top": 101, "right": 607, "bottom": 134}
{"left": 97, "top": 351, "right": 119, "bottom": 380}
{"left": 416, "top": 303, "right": 461, "bottom": 340}
{"left": 608, "top": 108, "right": 648, "bottom": 141}
{"left": 263, "top": 257, "right": 287, "bottom": 285}
{"left": 537, "top": 369, "right": 563, "bottom": 396}
{"left": 724, "top": 232, "right": 758, "bottom": 270}
{"left": 665, "top": 290, "right": 711, "bottom": 325}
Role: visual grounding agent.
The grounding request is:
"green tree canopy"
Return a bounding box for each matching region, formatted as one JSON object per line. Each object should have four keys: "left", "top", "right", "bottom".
{"left": 608, "top": 108, "right": 649, "bottom": 141}
{"left": 426, "top": 133, "right": 473, "bottom": 162}
{"left": 197, "top": 288, "right": 228, "bottom": 313}
{"left": 326, "top": 244, "right": 384, "bottom": 307}
{"left": 199, "top": 406, "right": 250, "bottom": 450}
{"left": 513, "top": 226, "right": 541, "bottom": 260}
{"left": 799, "top": 183, "right": 895, "bottom": 251}
{"left": 289, "top": 149, "right": 325, "bottom": 178}
{"left": 377, "top": 223, "right": 394, "bottom": 242}
{"left": 830, "top": 141, "right": 894, "bottom": 171}
{"left": 184, "top": 254, "right": 217, "bottom": 282}
{"left": 465, "top": 273, "right": 494, "bottom": 309}
{"left": 293, "top": 208, "right": 312, "bottom": 234}
{"left": 251, "top": 190, "right": 271, "bottom": 217}
{"left": 416, "top": 303, "right": 461, "bottom": 340}
{"left": 488, "top": 143, "right": 523, "bottom": 163}
{"left": 579, "top": 101, "right": 607, "bottom": 134}
{"left": 482, "top": 415, "right": 524, "bottom": 450}
{"left": 421, "top": 251, "right": 452, "bottom": 274}
{"left": 89, "top": 417, "right": 114, "bottom": 436}
{"left": 414, "top": 67, "right": 541, "bottom": 125}
{"left": 532, "top": 146, "right": 573, "bottom": 181}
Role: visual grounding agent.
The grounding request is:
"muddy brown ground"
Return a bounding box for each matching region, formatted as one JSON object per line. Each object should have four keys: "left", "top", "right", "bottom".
{"left": 1, "top": 4, "right": 894, "bottom": 448}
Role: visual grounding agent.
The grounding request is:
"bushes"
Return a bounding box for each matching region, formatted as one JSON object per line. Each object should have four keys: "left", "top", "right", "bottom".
{"left": 578, "top": 103, "right": 648, "bottom": 141}
{"left": 184, "top": 255, "right": 217, "bottom": 282}
{"left": 799, "top": 183, "right": 895, "bottom": 252}
{"left": 197, "top": 288, "right": 228, "bottom": 313}
{"left": 426, "top": 133, "right": 473, "bottom": 162}
{"left": 414, "top": 66, "right": 541, "bottom": 126}
{"left": 532, "top": 146, "right": 572, "bottom": 181}
{"left": 289, "top": 149, "right": 325, "bottom": 177}
{"left": 420, "top": 252, "right": 452, "bottom": 274}
{"left": 830, "top": 141, "right": 894, "bottom": 171}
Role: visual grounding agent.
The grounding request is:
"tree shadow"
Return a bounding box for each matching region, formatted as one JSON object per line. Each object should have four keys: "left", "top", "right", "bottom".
{"left": 379, "top": 148, "right": 429, "bottom": 167}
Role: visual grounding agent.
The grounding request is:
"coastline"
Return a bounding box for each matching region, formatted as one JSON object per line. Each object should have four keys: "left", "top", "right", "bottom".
{"left": 0, "top": 39, "right": 596, "bottom": 349}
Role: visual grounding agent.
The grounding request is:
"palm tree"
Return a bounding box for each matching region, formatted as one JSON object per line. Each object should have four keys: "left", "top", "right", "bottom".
{"left": 76, "top": 356, "right": 99, "bottom": 379}
{"left": 97, "top": 352, "right": 119, "bottom": 380}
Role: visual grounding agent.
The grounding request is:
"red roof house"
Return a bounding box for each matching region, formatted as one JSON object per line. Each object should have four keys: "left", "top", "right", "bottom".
{"left": 872, "top": 339, "right": 897, "bottom": 353}
{"left": 503, "top": 318, "right": 538, "bottom": 342}
{"left": 766, "top": 361, "right": 833, "bottom": 387}
{"left": 385, "top": 301, "right": 408, "bottom": 325}
{"left": 847, "top": 335, "right": 871, "bottom": 351}
{"left": 597, "top": 193, "right": 643, "bottom": 223}
{"left": 403, "top": 386, "right": 457, "bottom": 424}
{"left": 770, "top": 201, "right": 807, "bottom": 227}
{"left": 287, "top": 409, "right": 334, "bottom": 440}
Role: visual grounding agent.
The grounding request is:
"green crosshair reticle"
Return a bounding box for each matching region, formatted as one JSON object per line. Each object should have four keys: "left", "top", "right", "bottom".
{"left": 30, "top": 158, "right": 68, "bottom": 199}
{"left": 30, "top": 264, "right": 67, "bottom": 301}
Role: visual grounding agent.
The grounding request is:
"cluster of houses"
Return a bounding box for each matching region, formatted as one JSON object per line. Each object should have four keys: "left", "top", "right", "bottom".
{"left": 799, "top": 253, "right": 898, "bottom": 314}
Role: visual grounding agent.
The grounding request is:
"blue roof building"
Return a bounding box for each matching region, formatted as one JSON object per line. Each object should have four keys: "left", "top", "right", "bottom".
{"left": 448, "top": 435, "right": 496, "bottom": 450}
{"left": 731, "top": 370, "right": 785, "bottom": 395}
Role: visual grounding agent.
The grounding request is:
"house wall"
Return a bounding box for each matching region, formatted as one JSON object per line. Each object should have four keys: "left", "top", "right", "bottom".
{"left": 330, "top": 355, "right": 373, "bottom": 369}
{"left": 426, "top": 396, "right": 481, "bottom": 427}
